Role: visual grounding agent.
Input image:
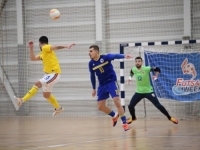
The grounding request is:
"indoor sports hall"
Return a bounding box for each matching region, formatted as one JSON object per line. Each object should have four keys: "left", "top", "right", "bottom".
{"left": 0, "top": 0, "right": 200, "bottom": 150}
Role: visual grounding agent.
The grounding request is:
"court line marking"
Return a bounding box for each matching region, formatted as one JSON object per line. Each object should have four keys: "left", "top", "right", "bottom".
{"left": 0, "top": 138, "right": 56, "bottom": 146}
{"left": 23, "top": 135, "right": 134, "bottom": 150}
{"left": 22, "top": 135, "right": 198, "bottom": 150}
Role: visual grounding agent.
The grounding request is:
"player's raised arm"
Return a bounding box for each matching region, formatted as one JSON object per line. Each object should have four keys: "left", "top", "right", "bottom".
{"left": 107, "top": 54, "right": 132, "bottom": 60}
{"left": 150, "top": 67, "right": 161, "bottom": 80}
{"left": 108, "top": 54, "right": 133, "bottom": 60}
{"left": 50, "top": 43, "right": 75, "bottom": 51}
{"left": 125, "top": 54, "right": 133, "bottom": 59}
{"left": 28, "top": 41, "right": 40, "bottom": 61}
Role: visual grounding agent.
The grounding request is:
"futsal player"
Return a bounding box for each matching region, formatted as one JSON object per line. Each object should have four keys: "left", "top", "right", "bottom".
{"left": 88, "top": 45, "right": 132, "bottom": 131}
{"left": 14, "top": 36, "right": 75, "bottom": 116}
{"left": 127, "top": 56, "right": 178, "bottom": 124}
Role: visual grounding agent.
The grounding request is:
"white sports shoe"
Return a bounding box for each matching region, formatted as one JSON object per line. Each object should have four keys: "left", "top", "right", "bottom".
{"left": 52, "top": 107, "right": 64, "bottom": 116}
{"left": 14, "top": 96, "right": 24, "bottom": 107}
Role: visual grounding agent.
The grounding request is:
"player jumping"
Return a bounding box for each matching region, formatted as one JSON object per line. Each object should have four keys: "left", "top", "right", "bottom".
{"left": 14, "top": 36, "right": 75, "bottom": 116}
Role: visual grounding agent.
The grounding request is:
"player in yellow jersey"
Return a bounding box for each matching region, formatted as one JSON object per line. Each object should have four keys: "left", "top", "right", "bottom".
{"left": 14, "top": 36, "right": 75, "bottom": 116}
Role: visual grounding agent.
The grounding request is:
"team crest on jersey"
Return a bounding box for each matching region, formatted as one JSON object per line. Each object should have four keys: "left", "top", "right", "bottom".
{"left": 141, "top": 71, "right": 145, "bottom": 74}
{"left": 100, "top": 58, "right": 104, "bottom": 63}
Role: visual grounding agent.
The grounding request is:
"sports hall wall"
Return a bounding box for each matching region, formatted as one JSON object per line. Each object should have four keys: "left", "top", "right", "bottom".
{"left": 0, "top": 0, "right": 200, "bottom": 117}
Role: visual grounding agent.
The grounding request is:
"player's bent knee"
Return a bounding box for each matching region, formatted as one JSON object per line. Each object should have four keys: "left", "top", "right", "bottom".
{"left": 43, "top": 92, "right": 51, "bottom": 99}
{"left": 35, "top": 81, "right": 42, "bottom": 88}
{"left": 97, "top": 105, "right": 104, "bottom": 111}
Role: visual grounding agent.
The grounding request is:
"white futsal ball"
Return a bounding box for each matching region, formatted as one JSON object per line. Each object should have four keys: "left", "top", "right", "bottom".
{"left": 49, "top": 9, "right": 60, "bottom": 20}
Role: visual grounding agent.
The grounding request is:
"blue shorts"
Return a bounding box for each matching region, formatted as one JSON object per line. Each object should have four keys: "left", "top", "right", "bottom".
{"left": 97, "top": 81, "right": 120, "bottom": 101}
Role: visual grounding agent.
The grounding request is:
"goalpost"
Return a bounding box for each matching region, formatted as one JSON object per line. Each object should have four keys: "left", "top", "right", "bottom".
{"left": 120, "top": 39, "right": 200, "bottom": 119}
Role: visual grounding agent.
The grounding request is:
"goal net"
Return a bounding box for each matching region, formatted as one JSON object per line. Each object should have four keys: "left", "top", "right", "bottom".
{"left": 121, "top": 41, "right": 200, "bottom": 120}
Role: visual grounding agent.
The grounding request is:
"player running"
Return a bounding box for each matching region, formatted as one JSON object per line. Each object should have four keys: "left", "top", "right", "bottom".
{"left": 88, "top": 45, "right": 132, "bottom": 131}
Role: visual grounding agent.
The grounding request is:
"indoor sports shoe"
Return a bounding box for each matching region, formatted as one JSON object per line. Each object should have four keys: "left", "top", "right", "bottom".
{"left": 170, "top": 117, "right": 178, "bottom": 124}
{"left": 52, "top": 107, "right": 64, "bottom": 116}
{"left": 112, "top": 113, "right": 119, "bottom": 127}
{"left": 123, "top": 123, "right": 130, "bottom": 131}
{"left": 14, "top": 96, "right": 24, "bottom": 107}
{"left": 126, "top": 118, "right": 137, "bottom": 124}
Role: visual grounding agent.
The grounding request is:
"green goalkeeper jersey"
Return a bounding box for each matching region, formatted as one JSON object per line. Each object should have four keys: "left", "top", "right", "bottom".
{"left": 132, "top": 66, "right": 153, "bottom": 93}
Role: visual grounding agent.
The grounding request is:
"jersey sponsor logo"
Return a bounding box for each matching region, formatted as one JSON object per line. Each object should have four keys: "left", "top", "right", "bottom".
{"left": 92, "top": 61, "right": 108, "bottom": 70}
{"left": 172, "top": 58, "right": 199, "bottom": 95}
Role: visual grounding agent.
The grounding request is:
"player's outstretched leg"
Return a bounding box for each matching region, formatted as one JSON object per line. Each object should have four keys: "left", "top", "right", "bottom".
{"left": 127, "top": 105, "right": 137, "bottom": 124}
{"left": 127, "top": 93, "right": 143, "bottom": 124}
{"left": 170, "top": 117, "right": 178, "bottom": 124}
{"left": 146, "top": 93, "right": 178, "bottom": 124}
{"left": 14, "top": 85, "right": 39, "bottom": 109}
{"left": 14, "top": 96, "right": 24, "bottom": 107}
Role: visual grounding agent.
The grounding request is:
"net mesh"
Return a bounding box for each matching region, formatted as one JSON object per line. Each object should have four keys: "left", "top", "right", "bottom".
{"left": 123, "top": 44, "right": 200, "bottom": 120}
{"left": 0, "top": 0, "right": 199, "bottom": 119}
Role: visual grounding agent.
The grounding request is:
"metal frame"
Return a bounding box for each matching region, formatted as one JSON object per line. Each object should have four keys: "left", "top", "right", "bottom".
{"left": 119, "top": 39, "right": 200, "bottom": 117}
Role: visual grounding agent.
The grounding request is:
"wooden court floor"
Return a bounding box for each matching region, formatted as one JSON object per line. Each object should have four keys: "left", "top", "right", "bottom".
{"left": 0, "top": 117, "right": 200, "bottom": 150}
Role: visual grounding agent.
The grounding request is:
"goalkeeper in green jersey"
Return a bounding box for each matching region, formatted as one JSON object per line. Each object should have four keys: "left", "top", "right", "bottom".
{"left": 127, "top": 56, "right": 178, "bottom": 124}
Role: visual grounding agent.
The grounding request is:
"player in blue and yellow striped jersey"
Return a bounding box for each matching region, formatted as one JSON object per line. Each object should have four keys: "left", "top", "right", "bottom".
{"left": 14, "top": 36, "right": 75, "bottom": 116}
{"left": 88, "top": 45, "right": 132, "bottom": 131}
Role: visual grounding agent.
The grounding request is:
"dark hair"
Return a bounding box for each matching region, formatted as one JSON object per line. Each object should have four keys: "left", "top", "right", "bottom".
{"left": 135, "top": 56, "right": 143, "bottom": 61}
{"left": 89, "top": 45, "right": 99, "bottom": 52}
{"left": 39, "top": 36, "right": 48, "bottom": 44}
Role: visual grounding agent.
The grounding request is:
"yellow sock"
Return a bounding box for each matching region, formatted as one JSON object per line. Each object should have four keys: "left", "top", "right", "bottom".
{"left": 47, "top": 95, "right": 60, "bottom": 109}
{"left": 22, "top": 85, "right": 38, "bottom": 102}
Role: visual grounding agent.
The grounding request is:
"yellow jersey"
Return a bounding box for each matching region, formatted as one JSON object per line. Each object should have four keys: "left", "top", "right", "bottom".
{"left": 39, "top": 44, "right": 61, "bottom": 74}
